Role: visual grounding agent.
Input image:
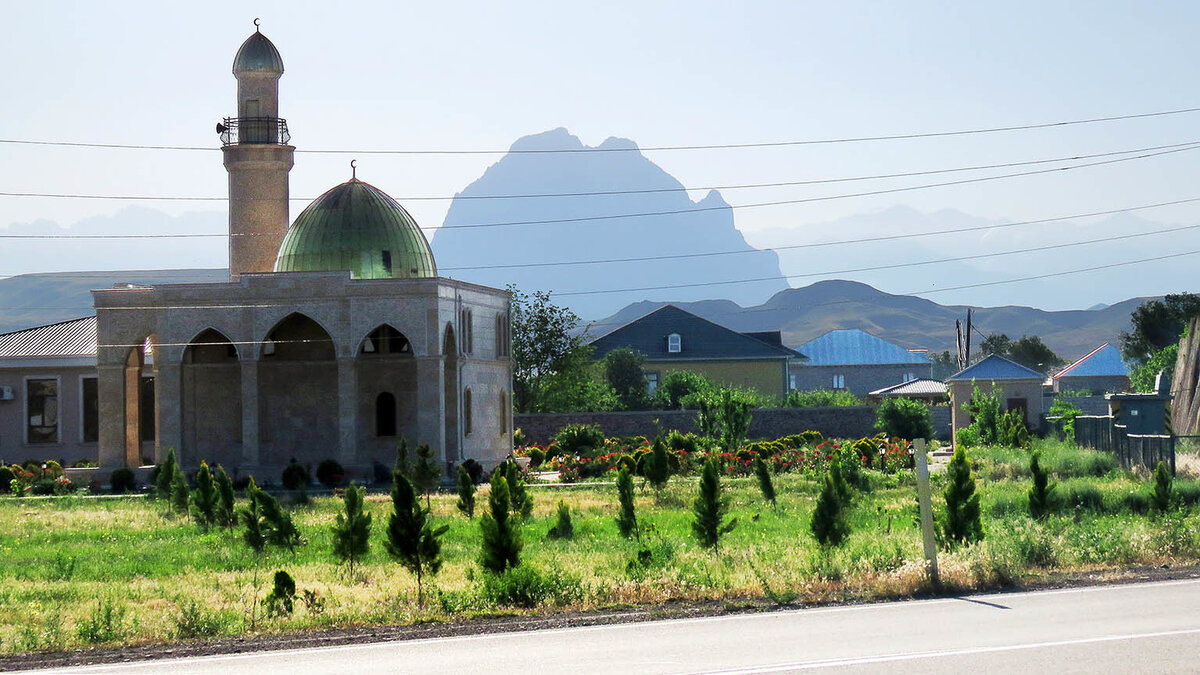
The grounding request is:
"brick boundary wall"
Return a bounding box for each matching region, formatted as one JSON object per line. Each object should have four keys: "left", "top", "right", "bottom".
{"left": 516, "top": 404, "right": 953, "bottom": 445}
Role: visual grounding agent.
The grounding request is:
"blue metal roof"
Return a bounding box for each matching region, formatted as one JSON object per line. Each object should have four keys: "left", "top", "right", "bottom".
{"left": 793, "top": 329, "right": 929, "bottom": 366}
{"left": 947, "top": 354, "right": 1044, "bottom": 381}
{"left": 1055, "top": 344, "right": 1130, "bottom": 379}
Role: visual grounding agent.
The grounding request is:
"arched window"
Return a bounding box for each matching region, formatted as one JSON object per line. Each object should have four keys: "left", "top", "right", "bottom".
{"left": 499, "top": 390, "right": 508, "bottom": 434}
{"left": 463, "top": 387, "right": 473, "bottom": 436}
{"left": 376, "top": 392, "right": 397, "bottom": 437}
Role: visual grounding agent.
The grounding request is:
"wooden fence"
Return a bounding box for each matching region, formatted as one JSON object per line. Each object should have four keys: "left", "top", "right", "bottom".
{"left": 1074, "top": 415, "right": 1176, "bottom": 474}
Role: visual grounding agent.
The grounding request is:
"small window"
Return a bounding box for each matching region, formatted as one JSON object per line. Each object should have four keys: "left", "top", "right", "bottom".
{"left": 459, "top": 309, "right": 474, "bottom": 354}
{"left": 789, "top": 374, "right": 797, "bottom": 391}
{"left": 499, "top": 390, "right": 508, "bottom": 434}
{"left": 496, "top": 314, "right": 510, "bottom": 358}
{"left": 646, "top": 371, "right": 659, "bottom": 394}
{"left": 82, "top": 377, "right": 98, "bottom": 443}
{"left": 903, "top": 372, "right": 916, "bottom": 383}
{"left": 832, "top": 374, "right": 845, "bottom": 390}
{"left": 27, "top": 378, "right": 59, "bottom": 444}
{"left": 667, "top": 333, "right": 682, "bottom": 353}
{"left": 140, "top": 377, "right": 156, "bottom": 442}
{"left": 381, "top": 250, "right": 392, "bottom": 276}
{"left": 376, "top": 392, "right": 397, "bottom": 437}
{"left": 463, "top": 388, "right": 473, "bottom": 436}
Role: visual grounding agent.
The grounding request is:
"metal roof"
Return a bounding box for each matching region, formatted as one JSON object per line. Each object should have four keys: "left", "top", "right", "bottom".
{"left": 589, "top": 305, "right": 803, "bottom": 361}
{"left": 869, "top": 378, "right": 948, "bottom": 397}
{"left": 1054, "top": 343, "right": 1130, "bottom": 379}
{"left": 947, "top": 354, "right": 1043, "bottom": 381}
{"left": 793, "top": 329, "right": 930, "bottom": 366}
{"left": 233, "top": 30, "right": 284, "bottom": 74}
{"left": 275, "top": 179, "right": 437, "bottom": 280}
{"left": 0, "top": 316, "right": 97, "bottom": 358}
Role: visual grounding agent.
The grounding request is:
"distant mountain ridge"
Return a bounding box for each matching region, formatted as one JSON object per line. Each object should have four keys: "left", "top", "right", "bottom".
{"left": 430, "top": 128, "right": 789, "bottom": 318}
{"left": 593, "top": 279, "right": 1148, "bottom": 361}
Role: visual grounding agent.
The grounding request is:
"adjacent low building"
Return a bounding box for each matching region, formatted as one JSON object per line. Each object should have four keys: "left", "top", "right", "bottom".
{"left": 1051, "top": 343, "right": 1131, "bottom": 395}
{"left": 789, "top": 329, "right": 932, "bottom": 395}
{"left": 946, "top": 354, "right": 1044, "bottom": 436}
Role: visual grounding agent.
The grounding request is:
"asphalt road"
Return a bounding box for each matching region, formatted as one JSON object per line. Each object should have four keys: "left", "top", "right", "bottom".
{"left": 26, "top": 578, "right": 1200, "bottom": 674}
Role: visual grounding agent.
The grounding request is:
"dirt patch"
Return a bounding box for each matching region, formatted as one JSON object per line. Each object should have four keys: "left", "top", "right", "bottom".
{"left": 5, "top": 562, "right": 1199, "bottom": 672}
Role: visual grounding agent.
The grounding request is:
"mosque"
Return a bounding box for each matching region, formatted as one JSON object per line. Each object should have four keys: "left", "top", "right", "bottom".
{"left": 0, "top": 26, "right": 513, "bottom": 481}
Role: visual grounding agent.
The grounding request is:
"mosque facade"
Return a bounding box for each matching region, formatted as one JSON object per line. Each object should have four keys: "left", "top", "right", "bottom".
{"left": 0, "top": 27, "right": 513, "bottom": 480}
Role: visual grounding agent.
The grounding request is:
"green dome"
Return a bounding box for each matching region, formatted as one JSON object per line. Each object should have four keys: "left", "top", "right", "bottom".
{"left": 274, "top": 179, "right": 437, "bottom": 280}
{"left": 233, "top": 31, "right": 284, "bottom": 74}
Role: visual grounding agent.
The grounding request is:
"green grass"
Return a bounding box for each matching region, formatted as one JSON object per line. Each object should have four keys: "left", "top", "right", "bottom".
{"left": 2, "top": 440, "right": 1198, "bottom": 655}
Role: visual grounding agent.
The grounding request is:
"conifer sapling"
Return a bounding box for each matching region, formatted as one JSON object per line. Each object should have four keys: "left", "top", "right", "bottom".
{"left": 214, "top": 465, "right": 236, "bottom": 528}
{"left": 753, "top": 455, "right": 776, "bottom": 510}
{"left": 692, "top": 457, "right": 736, "bottom": 553}
{"left": 386, "top": 471, "right": 448, "bottom": 607}
{"left": 616, "top": 466, "right": 639, "bottom": 539}
{"left": 549, "top": 500, "right": 574, "bottom": 539}
{"left": 1152, "top": 460, "right": 1174, "bottom": 513}
{"left": 171, "top": 469, "right": 190, "bottom": 516}
{"left": 810, "top": 469, "right": 849, "bottom": 547}
{"left": 505, "top": 459, "right": 533, "bottom": 519}
{"left": 479, "top": 471, "right": 523, "bottom": 573}
{"left": 331, "top": 484, "right": 372, "bottom": 574}
{"left": 456, "top": 465, "right": 476, "bottom": 518}
{"left": 1028, "top": 451, "right": 1056, "bottom": 520}
{"left": 191, "top": 461, "right": 219, "bottom": 529}
{"left": 942, "top": 445, "right": 984, "bottom": 547}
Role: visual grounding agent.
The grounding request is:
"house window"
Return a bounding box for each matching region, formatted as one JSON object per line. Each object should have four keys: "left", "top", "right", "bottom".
{"left": 832, "top": 374, "right": 845, "bottom": 390}
{"left": 903, "top": 372, "right": 916, "bottom": 383}
{"left": 463, "top": 387, "right": 473, "bottom": 437}
{"left": 646, "top": 371, "right": 659, "bottom": 394}
{"left": 81, "top": 377, "right": 98, "bottom": 443}
{"left": 26, "top": 378, "right": 59, "bottom": 444}
{"left": 667, "top": 333, "right": 682, "bottom": 353}
{"left": 376, "top": 392, "right": 397, "bottom": 437}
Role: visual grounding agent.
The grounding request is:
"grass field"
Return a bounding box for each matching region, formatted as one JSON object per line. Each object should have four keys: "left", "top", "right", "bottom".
{"left": 2, "top": 439, "right": 1198, "bottom": 654}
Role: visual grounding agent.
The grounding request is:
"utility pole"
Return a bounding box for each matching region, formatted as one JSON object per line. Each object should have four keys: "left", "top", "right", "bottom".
{"left": 955, "top": 320, "right": 964, "bottom": 371}
{"left": 964, "top": 309, "right": 973, "bottom": 367}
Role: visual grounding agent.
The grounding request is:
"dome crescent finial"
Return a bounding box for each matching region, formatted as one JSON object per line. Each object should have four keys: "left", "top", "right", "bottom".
{"left": 350, "top": 160, "right": 357, "bottom": 180}
{"left": 253, "top": 18, "right": 261, "bottom": 31}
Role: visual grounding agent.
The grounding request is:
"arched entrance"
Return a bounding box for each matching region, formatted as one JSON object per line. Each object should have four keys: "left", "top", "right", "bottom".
{"left": 182, "top": 329, "right": 242, "bottom": 469}
{"left": 358, "top": 324, "right": 417, "bottom": 461}
{"left": 258, "top": 313, "right": 337, "bottom": 466}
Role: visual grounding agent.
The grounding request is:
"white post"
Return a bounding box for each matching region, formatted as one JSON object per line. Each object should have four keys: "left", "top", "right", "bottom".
{"left": 914, "top": 438, "right": 940, "bottom": 588}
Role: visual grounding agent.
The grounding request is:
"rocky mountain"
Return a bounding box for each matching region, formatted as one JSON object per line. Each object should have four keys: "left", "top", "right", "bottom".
{"left": 592, "top": 279, "right": 1148, "bottom": 361}
{"left": 429, "top": 128, "right": 789, "bottom": 319}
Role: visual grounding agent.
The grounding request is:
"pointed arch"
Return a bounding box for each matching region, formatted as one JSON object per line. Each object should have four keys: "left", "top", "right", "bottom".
{"left": 184, "top": 328, "right": 240, "bottom": 363}
{"left": 442, "top": 322, "right": 457, "bottom": 357}
{"left": 261, "top": 312, "right": 335, "bottom": 360}
{"left": 359, "top": 324, "right": 413, "bottom": 357}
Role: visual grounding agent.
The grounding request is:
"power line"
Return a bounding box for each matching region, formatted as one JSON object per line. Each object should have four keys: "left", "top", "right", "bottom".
{"left": 3, "top": 145, "right": 1196, "bottom": 240}
{"left": 4, "top": 140, "right": 1196, "bottom": 203}
{"left": 3, "top": 106, "right": 1200, "bottom": 155}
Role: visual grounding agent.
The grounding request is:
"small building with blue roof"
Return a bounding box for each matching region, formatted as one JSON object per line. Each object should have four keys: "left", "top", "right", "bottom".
{"left": 1051, "top": 343, "right": 1130, "bottom": 395}
{"left": 789, "top": 329, "right": 932, "bottom": 396}
{"left": 946, "top": 354, "right": 1045, "bottom": 438}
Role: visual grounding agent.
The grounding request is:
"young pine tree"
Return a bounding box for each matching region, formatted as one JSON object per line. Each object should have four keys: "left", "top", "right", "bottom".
{"left": 214, "top": 465, "right": 236, "bottom": 528}
{"left": 943, "top": 445, "right": 984, "bottom": 547}
{"left": 644, "top": 438, "right": 671, "bottom": 492}
{"left": 692, "top": 457, "right": 737, "bottom": 553}
{"left": 479, "top": 471, "right": 523, "bottom": 573}
{"left": 1028, "top": 451, "right": 1056, "bottom": 520}
{"left": 505, "top": 459, "right": 533, "bottom": 520}
{"left": 331, "top": 484, "right": 372, "bottom": 575}
{"left": 615, "top": 466, "right": 639, "bottom": 540}
{"left": 1152, "top": 460, "right": 1174, "bottom": 513}
{"left": 171, "top": 469, "right": 190, "bottom": 516}
{"left": 753, "top": 455, "right": 776, "bottom": 510}
{"left": 191, "top": 462, "right": 219, "bottom": 529}
{"left": 258, "top": 489, "right": 306, "bottom": 555}
{"left": 386, "top": 471, "right": 449, "bottom": 607}
{"left": 810, "top": 469, "right": 849, "bottom": 547}
{"left": 412, "top": 443, "right": 441, "bottom": 509}
{"left": 456, "top": 465, "right": 477, "bottom": 518}
{"left": 548, "top": 499, "right": 574, "bottom": 539}
{"left": 155, "top": 448, "right": 179, "bottom": 502}
{"left": 240, "top": 477, "right": 268, "bottom": 555}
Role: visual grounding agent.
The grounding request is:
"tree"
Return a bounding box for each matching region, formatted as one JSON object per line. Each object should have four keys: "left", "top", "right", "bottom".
{"left": 1130, "top": 343, "right": 1179, "bottom": 393}
{"left": 691, "top": 458, "right": 736, "bottom": 553}
{"left": 942, "top": 446, "right": 984, "bottom": 547}
{"left": 386, "top": 471, "right": 448, "bottom": 607}
{"left": 810, "top": 470, "right": 849, "bottom": 547}
{"left": 615, "top": 467, "right": 639, "bottom": 539}
{"left": 171, "top": 470, "right": 190, "bottom": 516}
{"left": 239, "top": 477, "right": 268, "bottom": 555}
{"left": 1007, "top": 335, "right": 1065, "bottom": 374}
{"left": 456, "top": 465, "right": 476, "bottom": 518}
{"left": 331, "top": 484, "right": 372, "bottom": 575}
{"left": 1151, "top": 460, "right": 1174, "bottom": 513}
{"left": 979, "top": 333, "right": 1012, "bottom": 359}
{"left": 505, "top": 459, "right": 533, "bottom": 519}
{"left": 1120, "top": 293, "right": 1200, "bottom": 363}
{"left": 694, "top": 395, "right": 722, "bottom": 440}
{"left": 753, "top": 455, "right": 776, "bottom": 510}
{"left": 874, "top": 397, "right": 934, "bottom": 441}
{"left": 479, "top": 472, "right": 523, "bottom": 573}
{"left": 928, "top": 350, "right": 959, "bottom": 379}
{"left": 510, "top": 286, "right": 596, "bottom": 413}
{"left": 155, "top": 448, "right": 179, "bottom": 503}
{"left": 214, "top": 465, "right": 236, "bottom": 528}
{"left": 191, "top": 462, "right": 219, "bottom": 530}
{"left": 652, "top": 370, "right": 717, "bottom": 410}
{"left": 411, "top": 442, "right": 441, "bottom": 509}
{"left": 643, "top": 438, "right": 671, "bottom": 492}
{"left": 718, "top": 389, "right": 754, "bottom": 452}
{"left": 1028, "top": 451, "right": 1056, "bottom": 520}
{"left": 548, "top": 500, "right": 574, "bottom": 539}
{"left": 258, "top": 488, "right": 306, "bottom": 554}
{"left": 602, "top": 347, "right": 649, "bottom": 410}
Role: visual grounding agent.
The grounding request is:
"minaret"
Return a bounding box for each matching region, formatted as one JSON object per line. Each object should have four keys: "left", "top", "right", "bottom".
{"left": 220, "top": 20, "right": 294, "bottom": 278}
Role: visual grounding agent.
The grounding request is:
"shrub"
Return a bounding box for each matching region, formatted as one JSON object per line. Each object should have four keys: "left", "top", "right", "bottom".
{"left": 173, "top": 600, "right": 228, "bottom": 639}
{"left": 1047, "top": 398, "right": 1082, "bottom": 441}
{"left": 461, "top": 458, "right": 484, "bottom": 484}
{"left": 548, "top": 500, "right": 574, "bottom": 539}
{"left": 1028, "top": 451, "right": 1056, "bottom": 520}
{"left": 155, "top": 449, "right": 180, "bottom": 502}
{"left": 943, "top": 446, "right": 984, "bottom": 547}
{"left": 554, "top": 424, "right": 606, "bottom": 456}
{"left": 191, "top": 462, "right": 219, "bottom": 529}
{"left": 0, "top": 466, "right": 13, "bottom": 489}
{"left": 644, "top": 438, "right": 671, "bottom": 491}
{"left": 316, "top": 459, "right": 345, "bottom": 487}
{"left": 653, "top": 370, "right": 718, "bottom": 410}
{"left": 171, "top": 470, "right": 190, "bottom": 515}
{"left": 753, "top": 455, "right": 776, "bottom": 509}
{"left": 480, "top": 472, "right": 523, "bottom": 573}
{"left": 263, "top": 570, "right": 296, "bottom": 616}
{"left": 513, "top": 428, "right": 527, "bottom": 447}
{"left": 505, "top": 459, "right": 533, "bottom": 519}
{"left": 955, "top": 424, "right": 981, "bottom": 448}
{"left": 810, "top": 469, "right": 849, "bottom": 547}
{"left": 1064, "top": 484, "right": 1104, "bottom": 512}
{"left": 691, "top": 458, "right": 736, "bottom": 553}
{"left": 615, "top": 467, "right": 638, "bottom": 539}
{"left": 479, "top": 565, "right": 584, "bottom": 608}
{"left": 785, "top": 389, "right": 863, "bottom": 408}
{"left": 780, "top": 431, "right": 823, "bottom": 448}
{"left": 331, "top": 484, "right": 372, "bottom": 574}
{"left": 281, "top": 463, "right": 310, "bottom": 490}
{"left": 528, "top": 447, "right": 546, "bottom": 468}
{"left": 664, "top": 429, "right": 699, "bottom": 454}
{"left": 456, "top": 465, "right": 476, "bottom": 518}
{"left": 213, "top": 465, "right": 236, "bottom": 528}
{"left": 1152, "top": 461, "right": 1174, "bottom": 513}
{"left": 109, "top": 468, "right": 136, "bottom": 495}
{"left": 874, "top": 398, "right": 934, "bottom": 441}
{"left": 75, "top": 600, "right": 129, "bottom": 644}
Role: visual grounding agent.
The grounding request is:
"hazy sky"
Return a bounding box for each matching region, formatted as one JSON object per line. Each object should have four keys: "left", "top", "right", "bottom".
{"left": 3, "top": 1, "right": 1200, "bottom": 309}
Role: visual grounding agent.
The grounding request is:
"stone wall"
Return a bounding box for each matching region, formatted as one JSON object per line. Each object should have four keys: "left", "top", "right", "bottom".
{"left": 516, "top": 404, "right": 954, "bottom": 445}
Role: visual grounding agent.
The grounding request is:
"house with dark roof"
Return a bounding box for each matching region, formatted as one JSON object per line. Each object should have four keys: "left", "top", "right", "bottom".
{"left": 0, "top": 316, "right": 123, "bottom": 463}
{"left": 789, "top": 329, "right": 932, "bottom": 396}
{"left": 588, "top": 305, "right": 805, "bottom": 398}
{"left": 867, "top": 378, "right": 948, "bottom": 404}
{"left": 946, "top": 354, "right": 1044, "bottom": 437}
{"left": 1051, "top": 343, "right": 1130, "bottom": 395}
